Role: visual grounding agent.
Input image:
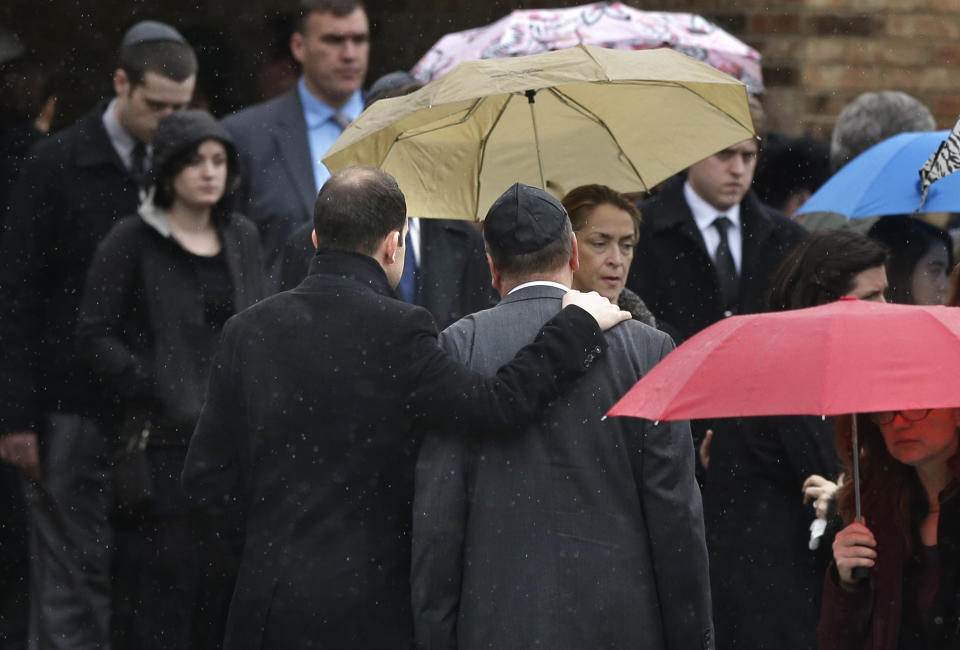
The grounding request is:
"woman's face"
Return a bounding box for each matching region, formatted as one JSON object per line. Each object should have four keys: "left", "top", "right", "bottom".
{"left": 572, "top": 203, "right": 636, "bottom": 302}
{"left": 172, "top": 139, "right": 228, "bottom": 209}
{"left": 845, "top": 265, "right": 887, "bottom": 302}
{"left": 911, "top": 241, "right": 950, "bottom": 305}
{"left": 878, "top": 407, "right": 960, "bottom": 470}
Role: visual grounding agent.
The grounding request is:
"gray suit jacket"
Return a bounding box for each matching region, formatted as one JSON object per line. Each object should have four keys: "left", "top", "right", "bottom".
{"left": 222, "top": 89, "right": 316, "bottom": 286}
{"left": 412, "top": 285, "right": 714, "bottom": 650}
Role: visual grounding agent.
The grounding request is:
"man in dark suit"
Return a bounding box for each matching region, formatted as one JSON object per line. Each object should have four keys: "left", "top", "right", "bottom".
{"left": 223, "top": 0, "right": 369, "bottom": 283}
{"left": 626, "top": 139, "right": 807, "bottom": 650}
{"left": 182, "top": 167, "right": 629, "bottom": 649}
{"left": 0, "top": 22, "right": 196, "bottom": 648}
{"left": 411, "top": 183, "right": 713, "bottom": 650}
{"left": 626, "top": 138, "right": 806, "bottom": 343}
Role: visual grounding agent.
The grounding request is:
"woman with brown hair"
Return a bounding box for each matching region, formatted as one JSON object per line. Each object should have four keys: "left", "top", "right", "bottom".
{"left": 78, "top": 109, "right": 264, "bottom": 648}
{"left": 561, "top": 184, "right": 656, "bottom": 327}
{"left": 818, "top": 409, "right": 960, "bottom": 649}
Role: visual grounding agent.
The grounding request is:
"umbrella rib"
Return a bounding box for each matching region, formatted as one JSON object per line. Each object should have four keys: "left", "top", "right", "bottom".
{"left": 393, "top": 98, "right": 486, "bottom": 142}
{"left": 609, "top": 79, "right": 754, "bottom": 133}
{"left": 475, "top": 93, "right": 517, "bottom": 220}
{"left": 548, "top": 87, "right": 648, "bottom": 189}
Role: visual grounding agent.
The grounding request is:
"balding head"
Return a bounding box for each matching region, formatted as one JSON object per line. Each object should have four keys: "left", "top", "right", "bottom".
{"left": 313, "top": 166, "right": 407, "bottom": 255}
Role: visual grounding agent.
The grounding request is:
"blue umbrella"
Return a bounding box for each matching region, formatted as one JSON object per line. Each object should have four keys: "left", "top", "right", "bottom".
{"left": 796, "top": 130, "right": 959, "bottom": 219}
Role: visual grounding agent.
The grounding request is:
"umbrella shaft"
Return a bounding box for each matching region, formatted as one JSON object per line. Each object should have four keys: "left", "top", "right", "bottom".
{"left": 525, "top": 90, "right": 545, "bottom": 190}
{"left": 852, "top": 415, "right": 862, "bottom": 523}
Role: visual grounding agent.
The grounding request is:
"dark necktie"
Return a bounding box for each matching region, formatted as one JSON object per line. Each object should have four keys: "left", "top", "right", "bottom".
{"left": 713, "top": 216, "right": 739, "bottom": 309}
{"left": 130, "top": 141, "right": 149, "bottom": 191}
{"left": 332, "top": 112, "right": 351, "bottom": 131}
{"left": 399, "top": 229, "right": 418, "bottom": 303}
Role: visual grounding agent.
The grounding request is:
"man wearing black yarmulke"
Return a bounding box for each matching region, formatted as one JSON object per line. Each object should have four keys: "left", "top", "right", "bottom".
{"left": 0, "top": 21, "right": 196, "bottom": 649}
{"left": 412, "top": 182, "right": 715, "bottom": 650}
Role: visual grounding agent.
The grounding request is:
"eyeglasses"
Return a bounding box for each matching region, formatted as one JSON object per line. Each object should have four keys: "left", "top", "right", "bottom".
{"left": 867, "top": 409, "right": 931, "bottom": 425}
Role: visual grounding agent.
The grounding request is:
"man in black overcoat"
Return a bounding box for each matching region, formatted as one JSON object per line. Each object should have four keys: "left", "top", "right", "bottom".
{"left": 182, "top": 167, "right": 629, "bottom": 649}
{"left": 0, "top": 23, "right": 196, "bottom": 648}
{"left": 626, "top": 138, "right": 806, "bottom": 344}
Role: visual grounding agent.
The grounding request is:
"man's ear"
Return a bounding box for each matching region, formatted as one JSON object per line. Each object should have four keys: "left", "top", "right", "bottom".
{"left": 311, "top": 229, "right": 318, "bottom": 249}
{"left": 569, "top": 233, "right": 580, "bottom": 272}
{"left": 385, "top": 229, "right": 401, "bottom": 265}
{"left": 113, "top": 69, "right": 130, "bottom": 97}
{"left": 290, "top": 32, "right": 306, "bottom": 65}
{"left": 487, "top": 253, "right": 503, "bottom": 293}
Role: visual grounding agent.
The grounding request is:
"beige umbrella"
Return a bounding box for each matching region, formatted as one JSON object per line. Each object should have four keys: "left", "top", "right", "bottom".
{"left": 324, "top": 43, "right": 755, "bottom": 221}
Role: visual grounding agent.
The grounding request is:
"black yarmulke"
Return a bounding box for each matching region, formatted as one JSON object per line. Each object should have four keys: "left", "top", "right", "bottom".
{"left": 484, "top": 183, "right": 567, "bottom": 254}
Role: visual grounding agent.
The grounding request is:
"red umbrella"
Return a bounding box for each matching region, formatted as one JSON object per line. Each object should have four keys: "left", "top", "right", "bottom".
{"left": 607, "top": 297, "right": 960, "bottom": 522}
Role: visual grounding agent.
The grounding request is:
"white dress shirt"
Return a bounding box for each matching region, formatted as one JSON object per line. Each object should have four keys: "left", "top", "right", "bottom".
{"left": 683, "top": 181, "right": 743, "bottom": 274}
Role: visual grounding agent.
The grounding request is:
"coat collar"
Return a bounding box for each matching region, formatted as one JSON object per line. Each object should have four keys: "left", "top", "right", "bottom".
{"left": 304, "top": 249, "right": 397, "bottom": 298}
{"left": 499, "top": 283, "right": 566, "bottom": 305}
{"left": 73, "top": 99, "right": 129, "bottom": 172}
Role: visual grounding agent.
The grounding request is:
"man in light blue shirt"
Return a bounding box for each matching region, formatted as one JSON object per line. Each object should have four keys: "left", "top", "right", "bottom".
{"left": 223, "top": 0, "right": 369, "bottom": 285}
{"left": 298, "top": 77, "right": 364, "bottom": 192}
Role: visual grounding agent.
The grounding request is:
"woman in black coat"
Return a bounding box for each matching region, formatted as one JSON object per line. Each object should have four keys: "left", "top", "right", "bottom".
{"left": 78, "top": 110, "right": 264, "bottom": 649}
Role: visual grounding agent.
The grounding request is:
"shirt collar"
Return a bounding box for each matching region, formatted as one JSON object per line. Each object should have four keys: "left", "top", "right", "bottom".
{"left": 101, "top": 98, "right": 142, "bottom": 167}
{"left": 684, "top": 180, "right": 742, "bottom": 233}
{"left": 298, "top": 77, "right": 365, "bottom": 130}
{"left": 507, "top": 280, "right": 571, "bottom": 296}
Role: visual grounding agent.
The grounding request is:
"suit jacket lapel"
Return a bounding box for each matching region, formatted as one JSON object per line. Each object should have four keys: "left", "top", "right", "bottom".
{"left": 274, "top": 90, "right": 317, "bottom": 221}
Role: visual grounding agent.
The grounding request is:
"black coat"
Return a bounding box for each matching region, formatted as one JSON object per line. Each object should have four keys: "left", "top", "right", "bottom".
{"left": 0, "top": 100, "right": 141, "bottom": 434}
{"left": 78, "top": 209, "right": 264, "bottom": 514}
{"left": 279, "top": 218, "right": 497, "bottom": 329}
{"left": 78, "top": 211, "right": 264, "bottom": 440}
{"left": 704, "top": 415, "right": 840, "bottom": 650}
{"left": 627, "top": 177, "right": 806, "bottom": 343}
{"left": 182, "top": 251, "right": 606, "bottom": 649}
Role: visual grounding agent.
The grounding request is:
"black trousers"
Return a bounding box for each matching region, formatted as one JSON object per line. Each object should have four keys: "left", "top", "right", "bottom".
{"left": 0, "top": 463, "right": 27, "bottom": 650}
{"left": 111, "top": 444, "right": 241, "bottom": 650}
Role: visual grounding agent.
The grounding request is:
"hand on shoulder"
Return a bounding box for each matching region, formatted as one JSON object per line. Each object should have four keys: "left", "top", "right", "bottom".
{"left": 562, "top": 290, "right": 632, "bottom": 331}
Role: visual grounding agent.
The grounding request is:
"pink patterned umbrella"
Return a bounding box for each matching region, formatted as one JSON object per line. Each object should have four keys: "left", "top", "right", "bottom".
{"left": 412, "top": 1, "right": 764, "bottom": 93}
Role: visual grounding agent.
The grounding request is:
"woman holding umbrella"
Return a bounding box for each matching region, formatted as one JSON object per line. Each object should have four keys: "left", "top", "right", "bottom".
{"left": 78, "top": 110, "right": 264, "bottom": 648}
{"left": 819, "top": 409, "right": 960, "bottom": 648}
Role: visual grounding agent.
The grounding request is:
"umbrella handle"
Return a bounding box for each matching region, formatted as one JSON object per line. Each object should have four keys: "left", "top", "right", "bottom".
{"left": 852, "top": 415, "right": 862, "bottom": 523}
{"left": 850, "top": 415, "right": 872, "bottom": 582}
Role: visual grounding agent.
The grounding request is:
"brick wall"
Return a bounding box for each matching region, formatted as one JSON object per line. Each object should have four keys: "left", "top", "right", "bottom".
{"left": 6, "top": 0, "right": 960, "bottom": 137}
{"left": 691, "top": 0, "right": 960, "bottom": 138}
